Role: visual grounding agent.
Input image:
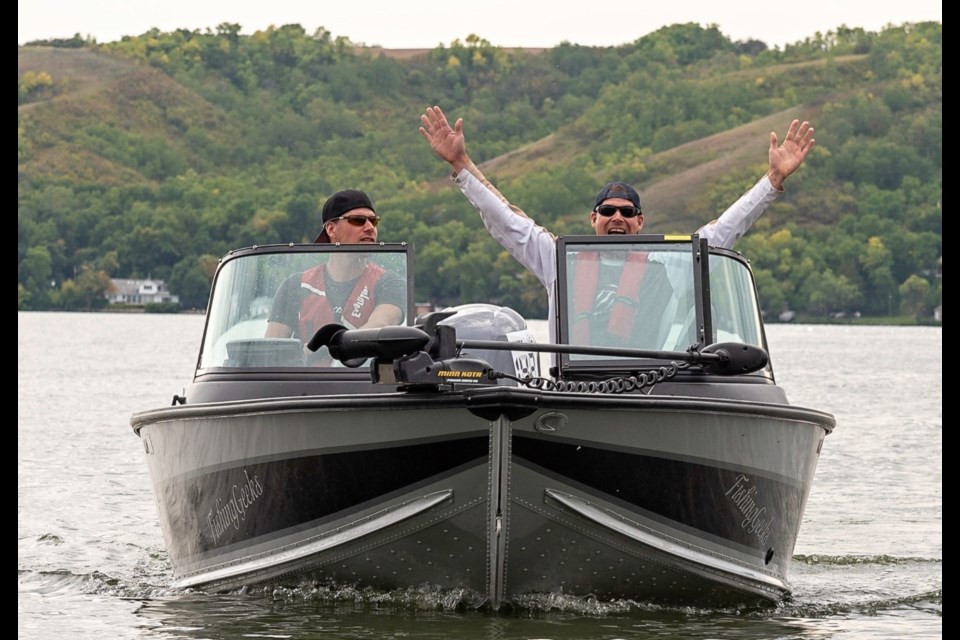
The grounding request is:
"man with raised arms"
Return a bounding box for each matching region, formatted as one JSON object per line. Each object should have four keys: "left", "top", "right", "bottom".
{"left": 419, "top": 105, "right": 814, "bottom": 343}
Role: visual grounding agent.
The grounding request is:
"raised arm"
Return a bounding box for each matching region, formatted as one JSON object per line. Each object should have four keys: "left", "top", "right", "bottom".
{"left": 417, "top": 104, "right": 558, "bottom": 305}
{"left": 766, "top": 119, "right": 815, "bottom": 190}
{"left": 698, "top": 119, "right": 816, "bottom": 249}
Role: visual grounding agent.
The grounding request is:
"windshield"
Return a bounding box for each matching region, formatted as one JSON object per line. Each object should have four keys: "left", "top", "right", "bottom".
{"left": 198, "top": 245, "right": 411, "bottom": 372}
{"left": 557, "top": 236, "right": 763, "bottom": 364}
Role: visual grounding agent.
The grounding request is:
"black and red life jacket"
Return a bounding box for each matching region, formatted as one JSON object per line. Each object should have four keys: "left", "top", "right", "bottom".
{"left": 571, "top": 251, "right": 648, "bottom": 345}
{"left": 297, "top": 262, "right": 386, "bottom": 341}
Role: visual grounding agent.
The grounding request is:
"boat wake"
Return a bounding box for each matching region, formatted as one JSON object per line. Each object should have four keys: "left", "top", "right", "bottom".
{"left": 18, "top": 566, "right": 942, "bottom": 622}
{"left": 793, "top": 553, "right": 942, "bottom": 566}
{"left": 18, "top": 568, "right": 178, "bottom": 600}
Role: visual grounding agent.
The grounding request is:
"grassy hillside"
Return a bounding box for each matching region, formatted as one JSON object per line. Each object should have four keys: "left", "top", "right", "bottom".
{"left": 18, "top": 45, "right": 828, "bottom": 230}
{"left": 19, "top": 47, "right": 237, "bottom": 186}
{"left": 18, "top": 22, "right": 941, "bottom": 317}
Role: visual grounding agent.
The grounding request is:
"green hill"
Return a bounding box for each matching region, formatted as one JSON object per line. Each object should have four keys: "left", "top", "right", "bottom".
{"left": 18, "top": 22, "right": 941, "bottom": 320}
{"left": 20, "top": 46, "right": 236, "bottom": 186}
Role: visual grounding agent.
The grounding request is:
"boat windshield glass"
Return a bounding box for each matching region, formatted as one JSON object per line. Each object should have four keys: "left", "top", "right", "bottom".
{"left": 198, "top": 245, "right": 411, "bottom": 371}
{"left": 556, "top": 236, "right": 763, "bottom": 364}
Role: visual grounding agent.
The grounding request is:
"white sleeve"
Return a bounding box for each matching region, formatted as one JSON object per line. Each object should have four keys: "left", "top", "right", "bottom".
{"left": 454, "top": 169, "right": 558, "bottom": 291}
{"left": 697, "top": 175, "right": 781, "bottom": 249}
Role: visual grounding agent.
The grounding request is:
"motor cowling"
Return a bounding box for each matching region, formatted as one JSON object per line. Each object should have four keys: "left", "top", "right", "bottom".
{"left": 435, "top": 304, "right": 540, "bottom": 384}
{"left": 311, "top": 304, "right": 542, "bottom": 390}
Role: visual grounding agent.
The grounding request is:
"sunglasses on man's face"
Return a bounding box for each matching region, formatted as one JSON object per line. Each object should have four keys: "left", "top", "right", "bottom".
{"left": 595, "top": 205, "right": 641, "bottom": 219}
{"left": 333, "top": 215, "right": 381, "bottom": 228}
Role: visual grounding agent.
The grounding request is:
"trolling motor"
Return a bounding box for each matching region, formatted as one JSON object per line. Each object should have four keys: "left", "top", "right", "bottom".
{"left": 308, "top": 311, "right": 495, "bottom": 390}
{"left": 308, "top": 308, "right": 770, "bottom": 393}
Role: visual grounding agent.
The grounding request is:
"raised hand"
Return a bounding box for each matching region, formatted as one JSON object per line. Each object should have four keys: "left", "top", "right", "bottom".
{"left": 767, "top": 119, "right": 815, "bottom": 189}
{"left": 419, "top": 105, "right": 468, "bottom": 171}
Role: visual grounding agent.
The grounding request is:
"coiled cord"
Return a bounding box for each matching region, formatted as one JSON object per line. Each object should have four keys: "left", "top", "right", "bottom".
{"left": 494, "top": 362, "right": 686, "bottom": 394}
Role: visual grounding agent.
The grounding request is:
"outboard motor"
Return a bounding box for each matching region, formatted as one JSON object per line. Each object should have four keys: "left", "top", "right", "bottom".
{"left": 434, "top": 304, "right": 540, "bottom": 385}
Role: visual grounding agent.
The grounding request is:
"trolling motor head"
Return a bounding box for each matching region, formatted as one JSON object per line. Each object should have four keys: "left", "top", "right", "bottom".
{"left": 698, "top": 342, "right": 769, "bottom": 375}
{"left": 307, "top": 314, "right": 495, "bottom": 390}
{"left": 307, "top": 324, "right": 431, "bottom": 365}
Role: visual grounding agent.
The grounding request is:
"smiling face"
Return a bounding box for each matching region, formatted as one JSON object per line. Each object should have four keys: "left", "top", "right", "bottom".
{"left": 590, "top": 197, "right": 644, "bottom": 235}
{"left": 323, "top": 207, "right": 379, "bottom": 244}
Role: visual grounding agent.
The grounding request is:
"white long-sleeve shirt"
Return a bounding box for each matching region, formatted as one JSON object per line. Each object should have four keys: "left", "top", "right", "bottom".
{"left": 453, "top": 163, "right": 781, "bottom": 342}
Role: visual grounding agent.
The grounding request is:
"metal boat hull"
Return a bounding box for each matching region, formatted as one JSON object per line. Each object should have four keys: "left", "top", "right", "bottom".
{"left": 133, "top": 386, "right": 832, "bottom": 607}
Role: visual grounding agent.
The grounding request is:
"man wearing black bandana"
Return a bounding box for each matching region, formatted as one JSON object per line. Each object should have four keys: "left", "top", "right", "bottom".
{"left": 265, "top": 190, "right": 405, "bottom": 350}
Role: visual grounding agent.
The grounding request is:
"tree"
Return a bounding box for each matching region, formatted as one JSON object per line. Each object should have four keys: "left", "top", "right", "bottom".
{"left": 752, "top": 268, "right": 787, "bottom": 316}
{"left": 58, "top": 264, "right": 113, "bottom": 311}
{"left": 803, "top": 269, "right": 863, "bottom": 315}
{"left": 19, "top": 246, "right": 54, "bottom": 309}
{"left": 859, "top": 236, "right": 898, "bottom": 315}
{"left": 898, "top": 274, "right": 932, "bottom": 319}
{"left": 169, "top": 254, "right": 219, "bottom": 310}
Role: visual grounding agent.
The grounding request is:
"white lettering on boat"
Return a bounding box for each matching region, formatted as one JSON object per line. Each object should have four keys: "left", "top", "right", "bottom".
{"left": 351, "top": 286, "right": 370, "bottom": 318}
{"left": 206, "top": 469, "right": 264, "bottom": 543}
{"left": 724, "top": 473, "right": 774, "bottom": 545}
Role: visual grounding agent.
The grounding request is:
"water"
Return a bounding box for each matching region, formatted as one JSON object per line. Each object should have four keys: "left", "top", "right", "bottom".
{"left": 18, "top": 312, "right": 941, "bottom": 639}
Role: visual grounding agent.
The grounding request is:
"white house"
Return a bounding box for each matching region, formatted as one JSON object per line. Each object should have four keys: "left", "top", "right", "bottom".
{"left": 106, "top": 278, "right": 179, "bottom": 305}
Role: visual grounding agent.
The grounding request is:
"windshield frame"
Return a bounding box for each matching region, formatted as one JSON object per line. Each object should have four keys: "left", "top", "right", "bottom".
{"left": 194, "top": 242, "right": 414, "bottom": 377}
{"left": 555, "top": 234, "right": 769, "bottom": 378}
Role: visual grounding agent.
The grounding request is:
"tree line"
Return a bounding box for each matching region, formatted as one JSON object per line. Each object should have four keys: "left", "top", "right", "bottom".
{"left": 18, "top": 21, "right": 941, "bottom": 321}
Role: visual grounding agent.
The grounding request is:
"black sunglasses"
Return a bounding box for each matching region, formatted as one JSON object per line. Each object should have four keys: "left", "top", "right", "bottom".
{"left": 332, "top": 214, "right": 381, "bottom": 228}
{"left": 595, "top": 204, "right": 641, "bottom": 219}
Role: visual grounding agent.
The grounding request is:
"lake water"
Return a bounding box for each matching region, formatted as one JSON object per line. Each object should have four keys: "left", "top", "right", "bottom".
{"left": 18, "top": 312, "right": 941, "bottom": 639}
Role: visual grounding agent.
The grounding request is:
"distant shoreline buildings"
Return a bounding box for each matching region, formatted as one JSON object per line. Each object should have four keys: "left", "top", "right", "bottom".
{"left": 106, "top": 278, "right": 179, "bottom": 306}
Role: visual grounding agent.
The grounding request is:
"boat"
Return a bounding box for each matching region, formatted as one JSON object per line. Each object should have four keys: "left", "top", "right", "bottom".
{"left": 131, "top": 235, "right": 835, "bottom": 608}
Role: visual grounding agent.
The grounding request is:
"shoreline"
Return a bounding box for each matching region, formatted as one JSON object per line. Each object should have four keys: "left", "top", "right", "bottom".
{"left": 15, "top": 308, "right": 941, "bottom": 327}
